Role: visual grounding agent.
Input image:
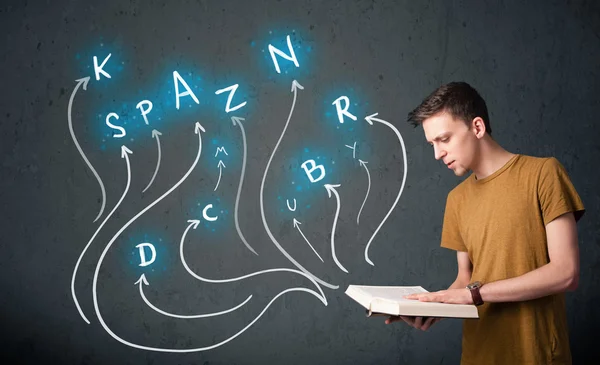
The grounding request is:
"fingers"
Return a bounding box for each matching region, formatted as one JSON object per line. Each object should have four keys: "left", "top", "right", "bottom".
{"left": 404, "top": 294, "right": 433, "bottom": 302}
{"left": 420, "top": 316, "right": 437, "bottom": 331}
{"left": 385, "top": 316, "right": 402, "bottom": 324}
{"left": 386, "top": 316, "right": 441, "bottom": 331}
{"left": 400, "top": 316, "right": 415, "bottom": 326}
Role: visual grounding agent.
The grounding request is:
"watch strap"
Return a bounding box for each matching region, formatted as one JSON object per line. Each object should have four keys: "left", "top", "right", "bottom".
{"left": 468, "top": 284, "right": 484, "bottom": 306}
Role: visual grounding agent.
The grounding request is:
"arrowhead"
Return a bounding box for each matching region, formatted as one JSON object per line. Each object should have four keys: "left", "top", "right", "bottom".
{"left": 134, "top": 274, "right": 149, "bottom": 286}
{"left": 324, "top": 183, "right": 341, "bottom": 198}
{"left": 364, "top": 112, "right": 379, "bottom": 125}
{"left": 120, "top": 145, "right": 133, "bottom": 158}
{"left": 76, "top": 76, "right": 91, "bottom": 91}
{"left": 195, "top": 122, "right": 205, "bottom": 134}
{"left": 293, "top": 218, "right": 301, "bottom": 228}
{"left": 291, "top": 80, "right": 304, "bottom": 92}
{"left": 217, "top": 160, "right": 226, "bottom": 169}
{"left": 231, "top": 116, "right": 245, "bottom": 126}
{"left": 187, "top": 219, "right": 201, "bottom": 229}
{"left": 151, "top": 129, "right": 162, "bottom": 138}
{"left": 358, "top": 159, "right": 368, "bottom": 166}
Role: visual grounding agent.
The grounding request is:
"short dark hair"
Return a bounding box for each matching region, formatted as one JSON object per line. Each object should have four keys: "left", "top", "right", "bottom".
{"left": 407, "top": 82, "right": 492, "bottom": 136}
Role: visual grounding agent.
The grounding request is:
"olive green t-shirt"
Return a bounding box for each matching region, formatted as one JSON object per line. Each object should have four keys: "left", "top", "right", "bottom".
{"left": 441, "top": 154, "right": 585, "bottom": 365}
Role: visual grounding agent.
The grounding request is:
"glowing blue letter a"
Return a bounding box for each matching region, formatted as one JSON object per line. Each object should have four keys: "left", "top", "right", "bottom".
{"left": 173, "top": 71, "right": 200, "bottom": 110}
{"left": 268, "top": 35, "right": 299, "bottom": 74}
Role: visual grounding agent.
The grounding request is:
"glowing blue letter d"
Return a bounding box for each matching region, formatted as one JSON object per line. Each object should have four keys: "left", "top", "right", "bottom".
{"left": 136, "top": 243, "right": 156, "bottom": 267}
{"left": 301, "top": 159, "right": 326, "bottom": 183}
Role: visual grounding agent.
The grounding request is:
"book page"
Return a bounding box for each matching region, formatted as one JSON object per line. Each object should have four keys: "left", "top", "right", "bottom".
{"left": 357, "top": 286, "right": 428, "bottom": 302}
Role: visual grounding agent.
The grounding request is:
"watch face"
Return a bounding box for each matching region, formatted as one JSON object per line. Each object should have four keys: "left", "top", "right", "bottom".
{"left": 468, "top": 281, "right": 481, "bottom": 289}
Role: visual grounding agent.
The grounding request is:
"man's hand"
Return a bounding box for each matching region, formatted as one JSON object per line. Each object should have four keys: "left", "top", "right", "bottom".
{"left": 385, "top": 316, "right": 442, "bottom": 331}
{"left": 404, "top": 288, "right": 473, "bottom": 305}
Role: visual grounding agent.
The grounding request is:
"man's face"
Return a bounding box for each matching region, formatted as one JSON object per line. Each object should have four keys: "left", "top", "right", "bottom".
{"left": 422, "top": 111, "right": 478, "bottom": 177}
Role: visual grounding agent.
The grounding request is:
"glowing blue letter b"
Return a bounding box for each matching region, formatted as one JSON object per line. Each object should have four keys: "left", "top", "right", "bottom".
{"left": 301, "top": 159, "right": 326, "bottom": 183}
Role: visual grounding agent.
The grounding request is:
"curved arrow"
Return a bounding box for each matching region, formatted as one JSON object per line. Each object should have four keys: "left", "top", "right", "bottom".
{"left": 230, "top": 116, "right": 258, "bottom": 255}
{"left": 92, "top": 122, "right": 206, "bottom": 351}
{"left": 213, "top": 160, "right": 225, "bottom": 192}
{"left": 142, "top": 129, "right": 162, "bottom": 193}
{"left": 87, "top": 219, "right": 327, "bottom": 352}
{"left": 363, "top": 113, "right": 408, "bottom": 266}
{"left": 67, "top": 76, "right": 106, "bottom": 222}
{"left": 96, "top": 285, "right": 322, "bottom": 352}
{"left": 180, "top": 220, "right": 326, "bottom": 304}
{"left": 259, "top": 80, "right": 338, "bottom": 290}
{"left": 136, "top": 274, "right": 253, "bottom": 319}
{"left": 324, "top": 184, "right": 348, "bottom": 273}
{"left": 356, "top": 159, "right": 371, "bottom": 225}
{"left": 292, "top": 219, "right": 324, "bottom": 262}
{"left": 71, "top": 145, "right": 132, "bottom": 324}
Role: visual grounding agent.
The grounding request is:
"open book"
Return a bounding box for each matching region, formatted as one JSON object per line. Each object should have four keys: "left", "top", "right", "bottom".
{"left": 345, "top": 285, "right": 479, "bottom": 319}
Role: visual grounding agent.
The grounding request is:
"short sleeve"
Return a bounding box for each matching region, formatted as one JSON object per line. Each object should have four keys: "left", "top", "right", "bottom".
{"left": 440, "top": 191, "right": 468, "bottom": 251}
{"left": 538, "top": 157, "right": 585, "bottom": 225}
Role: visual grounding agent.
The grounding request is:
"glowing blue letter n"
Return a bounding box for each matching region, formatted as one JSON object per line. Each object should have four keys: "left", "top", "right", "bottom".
{"left": 301, "top": 159, "right": 326, "bottom": 183}
{"left": 268, "top": 35, "right": 299, "bottom": 74}
{"left": 173, "top": 71, "right": 200, "bottom": 110}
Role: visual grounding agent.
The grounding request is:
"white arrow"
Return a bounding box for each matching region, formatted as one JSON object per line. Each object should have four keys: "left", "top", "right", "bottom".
{"left": 142, "top": 129, "right": 163, "bottom": 193}
{"left": 180, "top": 220, "right": 326, "bottom": 300}
{"left": 92, "top": 122, "right": 211, "bottom": 352}
{"left": 71, "top": 145, "right": 132, "bottom": 324}
{"left": 230, "top": 116, "right": 258, "bottom": 255}
{"left": 357, "top": 159, "right": 371, "bottom": 225}
{"left": 259, "top": 80, "right": 338, "bottom": 290}
{"left": 135, "top": 273, "right": 253, "bottom": 319}
{"left": 213, "top": 160, "right": 226, "bottom": 191}
{"left": 96, "top": 219, "right": 329, "bottom": 353}
{"left": 67, "top": 76, "right": 106, "bottom": 222}
{"left": 363, "top": 113, "right": 408, "bottom": 266}
{"left": 292, "top": 218, "right": 324, "bottom": 262}
{"left": 324, "top": 184, "right": 348, "bottom": 273}
{"left": 119, "top": 285, "right": 323, "bottom": 352}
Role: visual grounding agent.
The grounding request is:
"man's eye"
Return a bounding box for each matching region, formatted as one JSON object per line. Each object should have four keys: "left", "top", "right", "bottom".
{"left": 441, "top": 138, "right": 449, "bottom": 142}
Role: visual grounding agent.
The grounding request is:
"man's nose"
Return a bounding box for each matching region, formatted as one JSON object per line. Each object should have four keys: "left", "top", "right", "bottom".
{"left": 434, "top": 145, "right": 446, "bottom": 161}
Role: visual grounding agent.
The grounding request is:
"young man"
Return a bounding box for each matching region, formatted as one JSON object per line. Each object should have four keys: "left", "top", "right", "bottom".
{"left": 385, "top": 82, "right": 585, "bottom": 364}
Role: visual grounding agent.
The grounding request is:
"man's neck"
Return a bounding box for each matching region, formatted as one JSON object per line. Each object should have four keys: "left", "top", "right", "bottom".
{"left": 472, "top": 138, "right": 515, "bottom": 180}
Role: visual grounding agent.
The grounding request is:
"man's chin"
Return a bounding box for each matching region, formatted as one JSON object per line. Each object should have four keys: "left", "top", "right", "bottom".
{"left": 453, "top": 168, "right": 468, "bottom": 177}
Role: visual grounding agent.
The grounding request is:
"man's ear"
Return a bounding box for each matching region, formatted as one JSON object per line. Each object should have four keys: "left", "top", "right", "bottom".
{"left": 471, "top": 117, "right": 486, "bottom": 139}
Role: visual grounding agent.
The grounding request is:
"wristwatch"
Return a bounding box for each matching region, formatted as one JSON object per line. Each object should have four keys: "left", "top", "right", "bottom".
{"left": 466, "top": 281, "right": 484, "bottom": 306}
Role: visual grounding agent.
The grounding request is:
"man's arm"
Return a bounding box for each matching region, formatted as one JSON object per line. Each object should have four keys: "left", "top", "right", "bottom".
{"left": 479, "top": 211, "right": 579, "bottom": 302}
{"left": 449, "top": 250, "right": 472, "bottom": 289}
{"left": 405, "top": 212, "right": 580, "bottom": 304}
